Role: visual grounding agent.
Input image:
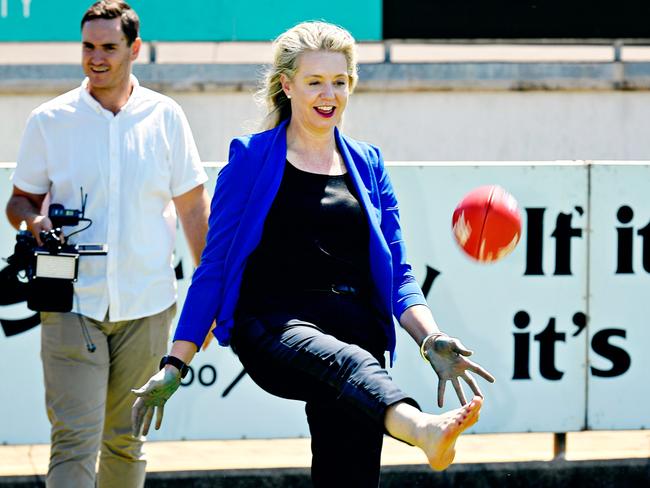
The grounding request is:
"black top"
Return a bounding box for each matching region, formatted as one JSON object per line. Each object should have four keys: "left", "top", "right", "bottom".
{"left": 239, "top": 160, "right": 371, "bottom": 302}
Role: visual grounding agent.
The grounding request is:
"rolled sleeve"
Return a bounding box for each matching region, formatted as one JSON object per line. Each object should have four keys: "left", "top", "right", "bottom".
{"left": 394, "top": 279, "right": 429, "bottom": 319}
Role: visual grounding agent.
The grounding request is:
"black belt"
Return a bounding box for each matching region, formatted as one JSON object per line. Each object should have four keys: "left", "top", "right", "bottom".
{"left": 303, "top": 284, "right": 362, "bottom": 296}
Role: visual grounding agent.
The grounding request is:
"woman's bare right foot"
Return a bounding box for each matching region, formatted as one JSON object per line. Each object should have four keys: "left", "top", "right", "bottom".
{"left": 415, "top": 396, "right": 483, "bottom": 471}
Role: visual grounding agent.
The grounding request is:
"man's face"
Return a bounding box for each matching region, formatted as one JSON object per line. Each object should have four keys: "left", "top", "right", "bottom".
{"left": 81, "top": 17, "right": 140, "bottom": 93}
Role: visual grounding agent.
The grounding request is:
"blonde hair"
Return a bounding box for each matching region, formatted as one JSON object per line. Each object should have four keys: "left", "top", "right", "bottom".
{"left": 257, "top": 21, "right": 358, "bottom": 130}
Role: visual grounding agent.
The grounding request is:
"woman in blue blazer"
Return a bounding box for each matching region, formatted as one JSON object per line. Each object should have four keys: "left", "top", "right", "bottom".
{"left": 133, "top": 21, "right": 494, "bottom": 487}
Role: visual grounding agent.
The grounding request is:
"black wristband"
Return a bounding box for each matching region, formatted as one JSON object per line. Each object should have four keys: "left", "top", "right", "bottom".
{"left": 159, "top": 355, "right": 189, "bottom": 378}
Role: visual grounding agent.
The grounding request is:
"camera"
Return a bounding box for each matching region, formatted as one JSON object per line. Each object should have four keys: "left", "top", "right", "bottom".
{"left": 1, "top": 199, "right": 107, "bottom": 313}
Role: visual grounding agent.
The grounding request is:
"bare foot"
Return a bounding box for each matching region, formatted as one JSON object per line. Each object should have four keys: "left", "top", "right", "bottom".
{"left": 415, "top": 396, "right": 483, "bottom": 471}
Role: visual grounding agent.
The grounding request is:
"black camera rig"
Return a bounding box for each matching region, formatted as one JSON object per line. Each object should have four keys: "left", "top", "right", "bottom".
{"left": 1, "top": 192, "right": 107, "bottom": 313}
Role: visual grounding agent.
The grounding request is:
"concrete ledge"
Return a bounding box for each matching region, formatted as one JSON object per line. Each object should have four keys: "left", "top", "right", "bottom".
{"left": 1, "top": 459, "right": 648, "bottom": 488}
{"left": 147, "top": 459, "right": 650, "bottom": 488}
{"left": 358, "top": 62, "right": 620, "bottom": 91}
{"left": 2, "top": 62, "right": 650, "bottom": 94}
{"left": 0, "top": 64, "right": 264, "bottom": 94}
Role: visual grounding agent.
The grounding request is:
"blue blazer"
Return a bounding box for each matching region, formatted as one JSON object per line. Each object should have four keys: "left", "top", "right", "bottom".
{"left": 174, "top": 119, "right": 427, "bottom": 362}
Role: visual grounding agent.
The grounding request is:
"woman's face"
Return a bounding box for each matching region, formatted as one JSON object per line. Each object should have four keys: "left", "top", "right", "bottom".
{"left": 282, "top": 50, "right": 351, "bottom": 134}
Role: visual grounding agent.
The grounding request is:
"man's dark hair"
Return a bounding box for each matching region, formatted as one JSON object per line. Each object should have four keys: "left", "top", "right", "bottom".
{"left": 81, "top": 1, "right": 140, "bottom": 46}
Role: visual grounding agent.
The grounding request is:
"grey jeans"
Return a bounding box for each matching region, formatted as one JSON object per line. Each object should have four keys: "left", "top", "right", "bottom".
{"left": 40, "top": 304, "right": 176, "bottom": 488}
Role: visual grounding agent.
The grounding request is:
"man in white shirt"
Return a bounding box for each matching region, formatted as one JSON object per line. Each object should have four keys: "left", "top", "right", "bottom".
{"left": 5, "top": 2, "right": 210, "bottom": 487}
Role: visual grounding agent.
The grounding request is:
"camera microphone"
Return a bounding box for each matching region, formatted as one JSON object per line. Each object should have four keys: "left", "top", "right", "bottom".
{"left": 49, "top": 203, "right": 83, "bottom": 227}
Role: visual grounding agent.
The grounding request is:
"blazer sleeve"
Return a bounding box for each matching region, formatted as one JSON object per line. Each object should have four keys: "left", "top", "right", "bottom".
{"left": 371, "top": 145, "right": 428, "bottom": 319}
{"left": 173, "top": 137, "right": 252, "bottom": 348}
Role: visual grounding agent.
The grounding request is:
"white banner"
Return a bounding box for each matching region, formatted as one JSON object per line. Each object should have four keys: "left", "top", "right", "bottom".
{"left": 0, "top": 162, "right": 646, "bottom": 443}
{"left": 587, "top": 163, "right": 650, "bottom": 430}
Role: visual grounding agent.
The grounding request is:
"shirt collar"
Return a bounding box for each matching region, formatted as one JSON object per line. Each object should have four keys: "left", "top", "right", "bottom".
{"left": 80, "top": 74, "right": 141, "bottom": 116}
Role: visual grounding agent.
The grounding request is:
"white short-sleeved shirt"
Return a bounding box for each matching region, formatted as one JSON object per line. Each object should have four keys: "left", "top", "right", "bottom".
{"left": 13, "top": 76, "right": 208, "bottom": 322}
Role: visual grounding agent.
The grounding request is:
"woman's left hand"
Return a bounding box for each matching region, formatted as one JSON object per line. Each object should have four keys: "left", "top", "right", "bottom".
{"left": 422, "top": 333, "right": 495, "bottom": 407}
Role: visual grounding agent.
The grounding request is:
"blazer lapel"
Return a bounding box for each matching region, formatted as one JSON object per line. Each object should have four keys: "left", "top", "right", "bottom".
{"left": 335, "top": 128, "right": 380, "bottom": 231}
{"left": 336, "top": 128, "right": 393, "bottom": 320}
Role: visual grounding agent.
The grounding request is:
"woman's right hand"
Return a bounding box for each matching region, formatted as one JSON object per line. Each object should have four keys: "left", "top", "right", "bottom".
{"left": 131, "top": 367, "right": 182, "bottom": 437}
{"left": 422, "top": 333, "right": 495, "bottom": 407}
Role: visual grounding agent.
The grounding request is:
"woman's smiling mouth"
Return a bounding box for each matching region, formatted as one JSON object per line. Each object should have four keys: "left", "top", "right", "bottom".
{"left": 314, "top": 106, "right": 335, "bottom": 117}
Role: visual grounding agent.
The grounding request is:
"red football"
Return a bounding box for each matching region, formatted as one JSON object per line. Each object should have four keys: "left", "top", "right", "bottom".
{"left": 451, "top": 185, "right": 522, "bottom": 263}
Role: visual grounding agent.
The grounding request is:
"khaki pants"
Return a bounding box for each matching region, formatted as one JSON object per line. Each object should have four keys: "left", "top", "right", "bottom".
{"left": 40, "top": 304, "right": 176, "bottom": 488}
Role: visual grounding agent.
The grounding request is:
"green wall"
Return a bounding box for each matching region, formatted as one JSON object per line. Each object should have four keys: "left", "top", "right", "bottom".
{"left": 0, "top": 0, "right": 381, "bottom": 41}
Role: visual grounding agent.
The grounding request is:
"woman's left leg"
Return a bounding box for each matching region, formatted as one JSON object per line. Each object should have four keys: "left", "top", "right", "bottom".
{"left": 306, "top": 398, "right": 384, "bottom": 488}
